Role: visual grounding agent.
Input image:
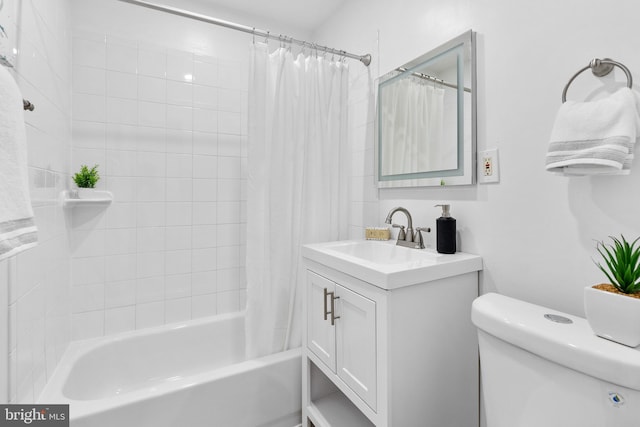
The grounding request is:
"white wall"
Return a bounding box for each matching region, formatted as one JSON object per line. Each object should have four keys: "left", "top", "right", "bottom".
{"left": 315, "top": 0, "right": 640, "bottom": 317}
{"left": 0, "top": 0, "right": 73, "bottom": 403}
{"left": 68, "top": 0, "right": 312, "bottom": 339}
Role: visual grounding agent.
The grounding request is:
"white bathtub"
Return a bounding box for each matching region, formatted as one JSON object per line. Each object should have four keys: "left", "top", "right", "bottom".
{"left": 39, "top": 312, "right": 302, "bottom": 427}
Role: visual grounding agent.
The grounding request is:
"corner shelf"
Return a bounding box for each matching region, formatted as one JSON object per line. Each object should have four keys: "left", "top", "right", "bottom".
{"left": 61, "top": 190, "right": 113, "bottom": 209}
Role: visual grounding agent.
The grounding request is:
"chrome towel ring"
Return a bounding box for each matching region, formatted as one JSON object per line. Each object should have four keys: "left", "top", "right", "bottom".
{"left": 562, "top": 58, "right": 633, "bottom": 103}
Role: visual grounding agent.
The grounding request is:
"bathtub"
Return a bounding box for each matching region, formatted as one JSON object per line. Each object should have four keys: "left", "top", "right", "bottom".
{"left": 39, "top": 312, "right": 302, "bottom": 427}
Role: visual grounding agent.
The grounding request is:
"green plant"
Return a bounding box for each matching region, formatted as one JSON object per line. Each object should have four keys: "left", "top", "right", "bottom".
{"left": 595, "top": 235, "right": 640, "bottom": 294}
{"left": 73, "top": 164, "right": 100, "bottom": 188}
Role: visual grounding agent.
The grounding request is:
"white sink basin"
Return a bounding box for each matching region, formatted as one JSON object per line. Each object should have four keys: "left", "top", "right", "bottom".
{"left": 302, "top": 240, "right": 482, "bottom": 290}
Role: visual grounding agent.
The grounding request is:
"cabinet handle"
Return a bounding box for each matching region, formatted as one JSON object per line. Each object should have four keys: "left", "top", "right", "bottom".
{"left": 323, "top": 288, "right": 330, "bottom": 320}
{"left": 330, "top": 293, "right": 340, "bottom": 326}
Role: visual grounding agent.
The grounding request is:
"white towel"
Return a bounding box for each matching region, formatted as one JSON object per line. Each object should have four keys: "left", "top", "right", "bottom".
{"left": 545, "top": 87, "right": 640, "bottom": 175}
{"left": 0, "top": 66, "right": 37, "bottom": 261}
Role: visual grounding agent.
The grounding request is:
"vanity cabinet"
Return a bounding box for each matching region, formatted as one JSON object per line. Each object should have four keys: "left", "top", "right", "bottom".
{"left": 302, "top": 241, "right": 483, "bottom": 427}
{"left": 307, "top": 271, "right": 377, "bottom": 409}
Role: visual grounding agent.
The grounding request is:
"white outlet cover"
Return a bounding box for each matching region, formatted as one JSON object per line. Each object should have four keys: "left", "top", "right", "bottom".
{"left": 478, "top": 148, "right": 500, "bottom": 183}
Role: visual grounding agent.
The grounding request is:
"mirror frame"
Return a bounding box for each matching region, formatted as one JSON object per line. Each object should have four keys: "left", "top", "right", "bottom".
{"left": 375, "top": 30, "right": 476, "bottom": 188}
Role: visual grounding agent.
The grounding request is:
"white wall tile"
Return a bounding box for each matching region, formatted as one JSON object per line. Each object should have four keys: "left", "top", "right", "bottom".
{"left": 73, "top": 65, "right": 105, "bottom": 95}
{"left": 72, "top": 311, "right": 104, "bottom": 341}
{"left": 136, "top": 301, "right": 164, "bottom": 329}
{"left": 193, "top": 60, "right": 218, "bottom": 86}
{"left": 192, "top": 248, "right": 217, "bottom": 272}
{"left": 166, "top": 153, "right": 192, "bottom": 177}
{"left": 71, "top": 283, "right": 104, "bottom": 313}
{"left": 166, "top": 50, "right": 193, "bottom": 82}
{"left": 215, "top": 290, "right": 239, "bottom": 314}
{"left": 193, "top": 85, "right": 218, "bottom": 110}
{"left": 73, "top": 36, "right": 106, "bottom": 67}
{"left": 136, "top": 202, "right": 166, "bottom": 227}
{"left": 73, "top": 93, "right": 105, "bottom": 122}
{"left": 165, "top": 250, "right": 191, "bottom": 275}
{"left": 166, "top": 178, "right": 192, "bottom": 202}
{"left": 138, "top": 45, "right": 166, "bottom": 78}
{"left": 106, "top": 38, "right": 137, "bottom": 73}
{"left": 166, "top": 105, "right": 192, "bottom": 131}
{"left": 137, "top": 227, "right": 165, "bottom": 253}
{"left": 105, "top": 306, "right": 135, "bottom": 335}
{"left": 192, "top": 225, "right": 217, "bottom": 249}
{"left": 105, "top": 280, "right": 136, "bottom": 308}
{"left": 193, "top": 202, "right": 217, "bottom": 225}
{"left": 165, "top": 202, "right": 192, "bottom": 226}
{"left": 192, "top": 293, "right": 217, "bottom": 317}
{"left": 166, "top": 81, "right": 192, "bottom": 106}
{"left": 106, "top": 70, "right": 137, "bottom": 99}
{"left": 73, "top": 121, "right": 105, "bottom": 150}
{"left": 106, "top": 97, "right": 138, "bottom": 125}
{"left": 165, "top": 130, "right": 192, "bottom": 153}
{"left": 138, "top": 75, "right": 166, "bottom": 103}
{"left": 165, "top": 273, "right": 191, "bottom": 299}
{"left": 136, "top": 177, "right": 165, "bottom": 201}
{"left": 136, "top": 276, "right": 164, "bottom": 303}
{"left": 193, "top": 108, "right": 217, "bottom": 133}
{"left": 137, "top": 252, "right": 165, "bottom": 278}
{"left": 106, "top": 150, "right": 137, "bottom": 176}
{"left": 106, "top": 124, "right": 137, "bottom": 151}
{"left": 138, "top": 101, "right": 166, "bottom": 128}
{"left": 105, "top": 254, "right": 137, "bottom": 282}
{"left": 105, "top": 203, "right": 137, "bottom": 228}
{"left": 165, "top": 226, "right": 191, "bottom": 250}
{"left": 193, "top": 179, "right": 217, "bottom": 202}
{"left": 193, "top": 155, "right": 217, "bottom": 178}
{"left": 192, "top": 271, "right": 216, "bottom": 296}
{"left": 165, "top": 298, "right": 191, "bottom": 324}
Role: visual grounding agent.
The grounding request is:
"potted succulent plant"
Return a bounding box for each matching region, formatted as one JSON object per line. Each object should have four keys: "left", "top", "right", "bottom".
{"left": 584, "top": 235, "right": 640, "bottom": 347}
{"left": 73, "top": 164, "right": 100, "bottom": 198}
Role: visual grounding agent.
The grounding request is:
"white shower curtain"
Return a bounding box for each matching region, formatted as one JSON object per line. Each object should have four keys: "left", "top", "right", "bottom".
{"left": 245, "top": 43, "right": 350, "bottom": 359}
{"left": 381, "top": 78, "right": 446, "bottom": 175}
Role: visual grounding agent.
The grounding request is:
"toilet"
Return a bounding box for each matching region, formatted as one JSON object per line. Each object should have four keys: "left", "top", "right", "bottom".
{"left": 472, "top": 293, "right": 640, "bottom": 427}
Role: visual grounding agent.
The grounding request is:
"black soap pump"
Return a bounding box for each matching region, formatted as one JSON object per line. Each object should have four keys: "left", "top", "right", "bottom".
{"left": 435, "top": 204, "right": 456, "bottom": 254}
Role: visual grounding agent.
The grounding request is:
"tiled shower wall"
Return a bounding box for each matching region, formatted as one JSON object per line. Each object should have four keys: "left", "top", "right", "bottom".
{"left": 70, "top": 31, "right": 247, "bottom": 340}
{"left": 1, "top": 0, "right": 73, "bottom": 403}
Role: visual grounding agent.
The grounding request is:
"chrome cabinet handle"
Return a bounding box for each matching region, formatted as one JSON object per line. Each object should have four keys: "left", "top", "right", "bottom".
{"left": 323, "top": 288, "right": 330, "bottom": 320}
{"left": 330, "top": 293, "right": 340, "bottom": 326}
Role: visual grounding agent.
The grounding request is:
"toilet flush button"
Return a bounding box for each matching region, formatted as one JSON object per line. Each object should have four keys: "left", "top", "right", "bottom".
{"left": 543, "top": 314, "right": 573, "bottom": 324}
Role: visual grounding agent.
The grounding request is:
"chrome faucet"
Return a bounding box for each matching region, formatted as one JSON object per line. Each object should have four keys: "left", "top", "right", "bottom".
{"left": 384, "top": 207, "right": 429, "bottom": 249}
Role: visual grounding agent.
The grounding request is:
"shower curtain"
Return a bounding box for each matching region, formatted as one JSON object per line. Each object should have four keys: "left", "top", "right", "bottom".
{"left": 381, "top": 78, "right": 446, "bottom": 175}
{"left": 245, "top": 43, "right": 350, "bottom": 358}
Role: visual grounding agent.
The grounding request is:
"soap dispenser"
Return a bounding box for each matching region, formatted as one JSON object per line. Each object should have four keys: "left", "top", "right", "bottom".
{"left": 435, "top": 204, "right": 456, "bottom": 254}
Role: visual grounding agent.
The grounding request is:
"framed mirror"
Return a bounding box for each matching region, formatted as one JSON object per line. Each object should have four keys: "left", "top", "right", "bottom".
{"left": 376, "top": 30, "right": 476, "bottom": 187}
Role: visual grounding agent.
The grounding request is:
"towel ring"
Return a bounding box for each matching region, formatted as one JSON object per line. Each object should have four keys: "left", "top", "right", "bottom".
{"left": 562, "top": 58, "right": 633, "bottom": 103}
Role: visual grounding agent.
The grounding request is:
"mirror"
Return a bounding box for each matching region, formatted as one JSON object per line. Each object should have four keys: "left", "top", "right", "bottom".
{"left": 376, "top": 30, "right": 476, "bottom": 187}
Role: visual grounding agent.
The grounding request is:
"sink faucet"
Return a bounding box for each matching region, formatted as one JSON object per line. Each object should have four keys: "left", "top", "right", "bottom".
{"left": 385, "top": 207, "right": 428, "bottom": 249}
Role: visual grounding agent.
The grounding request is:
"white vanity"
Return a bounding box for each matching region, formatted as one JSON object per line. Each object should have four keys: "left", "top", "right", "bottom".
{"left": 301, "top": 240, "right": 482, "bottom": 426}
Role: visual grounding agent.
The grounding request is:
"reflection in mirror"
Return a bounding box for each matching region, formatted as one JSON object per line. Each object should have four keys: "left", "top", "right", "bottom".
{"left": 376, "top": 30, "right": 476, "bottom": 187}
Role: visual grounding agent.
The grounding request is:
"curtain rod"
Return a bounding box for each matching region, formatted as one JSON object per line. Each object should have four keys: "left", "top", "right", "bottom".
{"left": 117, "top": 0, "right": 372, "bottom": 66}
{"left": 397, "top": 67, "right": 471, "bottom": 93}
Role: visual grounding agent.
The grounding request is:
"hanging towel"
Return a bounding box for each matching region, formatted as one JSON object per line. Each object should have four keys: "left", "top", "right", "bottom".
{"left": 545, "top": 87, "right": 640, "bottom": 175}
{"left": 0, "top": 66, "right": 37, "bottom": 261}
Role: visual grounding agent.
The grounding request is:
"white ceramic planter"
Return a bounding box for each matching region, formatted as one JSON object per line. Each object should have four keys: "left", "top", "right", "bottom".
{"left": 584, "top": 285, "right": 640, "bottom": 347}
{"left": 76, "top": 188, "right": 97, "bottom": 199}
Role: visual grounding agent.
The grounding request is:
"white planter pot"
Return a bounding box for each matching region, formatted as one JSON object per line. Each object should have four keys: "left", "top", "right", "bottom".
{"left": 584, "top": 285, "right": 640, "bottom": 347}
{"left": 77, "top": 188, "right": 97, "bottom": 199}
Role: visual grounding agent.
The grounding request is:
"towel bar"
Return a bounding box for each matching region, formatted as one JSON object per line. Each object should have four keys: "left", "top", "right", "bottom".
{"left": 562, "top": 58, "right": 633, "bottom": 103}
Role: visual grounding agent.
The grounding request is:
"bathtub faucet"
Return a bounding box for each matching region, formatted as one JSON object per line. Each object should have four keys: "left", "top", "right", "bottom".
{"left": 384, "top": 207, "right": 427, "bottom": 249}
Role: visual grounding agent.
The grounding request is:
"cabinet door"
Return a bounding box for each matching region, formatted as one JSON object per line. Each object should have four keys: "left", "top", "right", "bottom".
{"left": 306, "top": 271, "right": 336, "bottom": 372}
{"left": 335, "top": 284, "right": 377, "bottom": 411}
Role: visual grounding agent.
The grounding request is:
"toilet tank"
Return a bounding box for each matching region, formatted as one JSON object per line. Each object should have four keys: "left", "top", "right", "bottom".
{"left": 472, "top": 293, "right": 640, "bottom": 427}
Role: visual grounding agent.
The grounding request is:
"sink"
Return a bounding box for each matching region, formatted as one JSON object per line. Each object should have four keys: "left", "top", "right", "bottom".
{"left": 302, "top": 240, "right": 482, "bottom": 290}
{"left": 320, "top": 240, "right": 442, "bottom": 265}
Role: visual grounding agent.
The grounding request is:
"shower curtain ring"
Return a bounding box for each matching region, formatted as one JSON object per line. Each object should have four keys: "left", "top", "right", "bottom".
{"left": 264, "top": 30, "right": 269, "bottom": 43}
{"left": 252, "top": 27, "right": 255, "bottom": 44}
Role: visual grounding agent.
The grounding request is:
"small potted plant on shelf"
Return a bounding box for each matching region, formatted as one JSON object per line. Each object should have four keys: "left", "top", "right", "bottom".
{"left": 584, "top": 235, "right": 640, "bottom": 347}
{"left": 73, "top": 164, "right": 100, "bottom": 199}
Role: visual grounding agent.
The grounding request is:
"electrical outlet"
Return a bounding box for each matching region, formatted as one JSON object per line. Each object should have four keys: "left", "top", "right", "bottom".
{"left": 478, "top": 148, "right": 500, "bottom": 183}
